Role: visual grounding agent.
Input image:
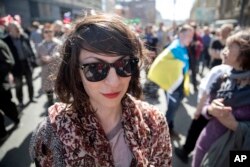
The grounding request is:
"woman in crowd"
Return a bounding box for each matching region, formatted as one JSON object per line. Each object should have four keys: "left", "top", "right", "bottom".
{"left": 192, "top": 30, "right": 250, "bottom": 167}
{"left": 37, "top": 23, "right": 61, "bottom": 107}
{"left": 174, "top": 63, "right": 232, "bottom": 164}
{"left": 29, "top": 12, "right": 172, "bottom": 166}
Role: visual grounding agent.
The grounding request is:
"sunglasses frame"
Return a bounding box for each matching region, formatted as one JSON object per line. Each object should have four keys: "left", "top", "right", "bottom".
{"left": 80, "top": 57, "right": 139, "bottom": 82}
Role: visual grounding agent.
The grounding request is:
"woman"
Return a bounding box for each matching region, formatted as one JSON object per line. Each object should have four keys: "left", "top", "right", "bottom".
{"left": 29, "top": 13, "right": 172, "bottom": 166}
{"left": 192, "top": 30, "right": 250, "bottom": 167}
{"left": 37, "top": 23, "right": 61, "bottom": 107}
{"left": 174, "top": 64, "right": 231, "bottom": 164}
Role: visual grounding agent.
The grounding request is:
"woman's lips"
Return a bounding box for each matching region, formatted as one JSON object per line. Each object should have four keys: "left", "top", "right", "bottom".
{"left": 102, "top": 92, "right": 120, "bottom": 99}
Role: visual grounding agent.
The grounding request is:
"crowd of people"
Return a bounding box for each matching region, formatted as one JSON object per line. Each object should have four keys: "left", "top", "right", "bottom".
{"left": 0, "top": 11, "right": 250, "bottom": 167}
{"left": 0, "top": 17, "right": 71, "bottom": 132}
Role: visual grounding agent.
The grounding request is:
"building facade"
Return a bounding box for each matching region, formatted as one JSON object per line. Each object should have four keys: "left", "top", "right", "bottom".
{"left": 190, "top": 0, "right": 219, "bottom": 25}
{"left": 190, "top": 0, "right": 250, "bottom": 26}
{"left": 0, "top": 0, "right": 102, "bottom": 27}
{"left": 115, "top": 0, "right": 156, "bottom": 26}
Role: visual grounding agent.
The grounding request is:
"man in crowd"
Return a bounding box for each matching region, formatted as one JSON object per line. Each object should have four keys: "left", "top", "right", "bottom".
{"left": 0, "top": 39, "right": 20, "bottom": 142}
{"left": 148, "top": 24, "right": 194, "bottom": 133}
{"left": 3, "top": 21, "right": 37, "bottom": 108}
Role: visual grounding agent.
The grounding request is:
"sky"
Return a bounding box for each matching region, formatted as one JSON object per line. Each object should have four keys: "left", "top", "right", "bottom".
{"left": 156, "top": 0, "right": 195, "bottom": 21}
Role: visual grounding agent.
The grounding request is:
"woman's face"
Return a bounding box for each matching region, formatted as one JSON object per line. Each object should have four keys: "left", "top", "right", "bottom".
{"left": 222, "top": 42, "right": 241, "bottom": 69}
{"left": 43, "top": 28, "right": 54, "bottom": 41}
{"left": 79, "top": 50, "right": 131, "bottom": 109}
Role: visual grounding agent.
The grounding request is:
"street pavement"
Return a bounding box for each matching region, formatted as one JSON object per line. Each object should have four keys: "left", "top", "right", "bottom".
{"left": 0, "top": 67, "right": 203, "bottom": 167}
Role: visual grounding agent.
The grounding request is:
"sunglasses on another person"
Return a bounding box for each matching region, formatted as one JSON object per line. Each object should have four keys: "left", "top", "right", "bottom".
{"left": 80, "top": 57, "right": 139, "bottom": 82}
{"left": 43, "top": 30, "right": 53, "bottom": 34}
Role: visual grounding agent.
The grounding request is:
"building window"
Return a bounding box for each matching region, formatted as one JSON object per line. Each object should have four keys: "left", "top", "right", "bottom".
{"left": 29, "top": 1, "right": 39, "bottom": 18}
{"left": 38, "top": 3, "right": 52, "bottom": 18}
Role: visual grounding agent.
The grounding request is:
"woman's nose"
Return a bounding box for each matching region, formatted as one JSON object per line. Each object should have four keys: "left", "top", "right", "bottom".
{"left": 104, "top": 67, "right": 120, "bottom": 87}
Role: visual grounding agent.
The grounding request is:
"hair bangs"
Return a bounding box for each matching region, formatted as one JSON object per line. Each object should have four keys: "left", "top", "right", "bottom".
{"left": 74, "top": 24, "right": 136, "bottom": 57}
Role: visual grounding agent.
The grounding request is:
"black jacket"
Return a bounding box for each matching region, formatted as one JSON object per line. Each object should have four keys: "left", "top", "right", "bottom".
{"left": 3, "top": 34, "right": 36, "bottom": 76}
{"left": 0, "top": 39, "right": 15, "bottom": 91}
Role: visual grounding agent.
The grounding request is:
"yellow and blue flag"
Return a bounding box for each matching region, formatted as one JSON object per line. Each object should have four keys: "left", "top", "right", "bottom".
{"left": 148, "top": 39, "right": 190, "bottom": 96}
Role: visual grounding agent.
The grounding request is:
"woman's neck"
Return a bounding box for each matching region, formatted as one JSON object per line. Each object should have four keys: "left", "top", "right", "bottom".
{"left": 95, "top": 105, "right": 122, "bottom": 134}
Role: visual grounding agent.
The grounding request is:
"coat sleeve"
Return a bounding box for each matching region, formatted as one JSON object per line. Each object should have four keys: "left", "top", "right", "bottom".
{"left": 29, "top": 118, "right": 64, "bottom": 167}
{"left": 148, "top": 111, "right": 172, "bottom": 166}
{"left": 201, "top": 121, "right": 250, "bottom": 167}
{"left": 0, "top": 40, "right": 14, "bottom": 81}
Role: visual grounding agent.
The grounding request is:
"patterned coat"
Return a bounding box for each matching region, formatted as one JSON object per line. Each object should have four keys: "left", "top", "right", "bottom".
{"left": 29, "top": 94, "right": 172, "bottom": 166}
{"left": 37, "top": 39, "right": 61, "bottom": 92}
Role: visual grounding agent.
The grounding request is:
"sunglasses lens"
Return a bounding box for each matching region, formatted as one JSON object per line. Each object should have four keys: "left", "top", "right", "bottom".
{"left": 114, "top": 59, "right": 136, "bottom": 77}
{"left": 83, "top": 63, "right": 109, "bottom": 82}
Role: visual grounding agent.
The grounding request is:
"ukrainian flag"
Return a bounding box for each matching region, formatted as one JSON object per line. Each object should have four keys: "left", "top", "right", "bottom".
{"left": 147, "top": 39, "right": 190, "bottom": 96}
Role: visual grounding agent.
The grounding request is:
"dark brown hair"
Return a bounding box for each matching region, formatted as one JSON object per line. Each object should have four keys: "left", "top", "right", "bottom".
{"left": 226, "top": 30, "right": 250, "bottom": 70}
{"left": 54, "top": 12, "right": 146, "bottom": 112}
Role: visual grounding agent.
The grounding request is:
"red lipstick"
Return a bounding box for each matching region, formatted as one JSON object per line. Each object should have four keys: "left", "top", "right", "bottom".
{"left": 102, "top": 92, "right": 120, "bottom": 99}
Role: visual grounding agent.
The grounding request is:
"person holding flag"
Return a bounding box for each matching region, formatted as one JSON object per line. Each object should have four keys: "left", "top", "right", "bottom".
{"left": 148, "top": 24, "right": 194, "bottom": 133}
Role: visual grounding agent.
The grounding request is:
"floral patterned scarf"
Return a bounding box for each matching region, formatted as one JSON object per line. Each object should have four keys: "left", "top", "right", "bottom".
{"left": 31, "top": 94, "right": 172, "bottom": 166}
